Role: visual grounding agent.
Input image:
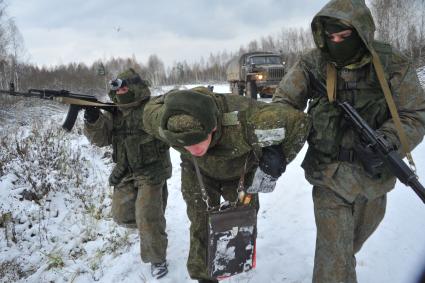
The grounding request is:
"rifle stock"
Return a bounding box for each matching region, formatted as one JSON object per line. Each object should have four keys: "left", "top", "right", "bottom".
{"left": 338, "top": 101, "right": 425, "bottom": 204}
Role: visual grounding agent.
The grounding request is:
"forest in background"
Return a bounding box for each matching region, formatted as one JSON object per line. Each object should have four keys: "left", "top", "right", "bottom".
{"left": 0, "top": 0, "right": 424, "bottom": 97}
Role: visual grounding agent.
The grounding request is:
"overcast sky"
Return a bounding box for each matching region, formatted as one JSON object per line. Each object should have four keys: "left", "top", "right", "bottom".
{"left": 8, "top": 0, "right": 330, "bottom": 68}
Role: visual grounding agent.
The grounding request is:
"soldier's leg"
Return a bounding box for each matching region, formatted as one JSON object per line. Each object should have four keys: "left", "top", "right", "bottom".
{"left": 312, "top": 186, "right": 357, "bottom": 283}
{"left": 353, "top": 194, "right": 386, "bottom": 254}
{"left": 134, "top": 178, "right": 168, "bottom": 263}
{"left": 111, "top": 179, "right": 137, "bottom": 228}
{"left": 181, "top": 162, "right": 221, "bottom": 280}
{"left": 162, "top": 182, "right": 168, "bottom": 213}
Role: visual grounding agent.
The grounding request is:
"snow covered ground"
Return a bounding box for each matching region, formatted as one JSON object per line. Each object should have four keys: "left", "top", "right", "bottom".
{"left": 1, "top": 81, "right": 425, "bottom": 283}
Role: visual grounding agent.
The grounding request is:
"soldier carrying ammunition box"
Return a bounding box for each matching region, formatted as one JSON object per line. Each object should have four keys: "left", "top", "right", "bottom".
{"left": 142, "top": 86, "right": 311, "bottom": 282}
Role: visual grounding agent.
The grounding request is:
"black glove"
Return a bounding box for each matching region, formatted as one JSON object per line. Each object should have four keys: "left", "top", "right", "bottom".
{"left": 84, "top": 107, "right": 100, "bottom": 123}
{"left": 354, "top": 142, "right": 385, "bottom": 178}
{"left": 247, "top": 144, "right": 287, "bottom": 193}
{"left": 259, "top": 144, "right": 287, "bottom": 178}
{"left": 109, "top": 164, "right": 128, "bottom": 186}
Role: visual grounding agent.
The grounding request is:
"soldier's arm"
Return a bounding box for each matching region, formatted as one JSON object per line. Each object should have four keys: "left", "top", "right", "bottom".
{"left": 272, "top": 58, "right": 311, "bottom": 111}
{"left": 83, "top": 111, "right": 113, "bottom": 147}
{"left": 245, "top": 103, "right": 311, "bottom": 193}
{"left": 377, "top": 54, "right": 425, "bottom": 153}
{"left": 142, "top": 95, "right": 170, "bottom": 144}
{"left": 249, "top": 103, "right": 311, "bottom": 164}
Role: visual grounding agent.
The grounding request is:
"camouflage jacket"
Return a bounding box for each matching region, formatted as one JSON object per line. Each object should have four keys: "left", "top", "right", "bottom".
{"left": 84, "top": 102, "right": 172, "bottom": 184}
{"left": 143, "top": 87, "right": 311, "bottom": 181}
{"left": 273, "top": 0, "right": 425, "bottom": 201}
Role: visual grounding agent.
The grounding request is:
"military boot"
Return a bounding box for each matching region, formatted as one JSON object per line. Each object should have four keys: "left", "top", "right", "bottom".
{"left": 151, "top": 260, "right": 168, "bottom": 279}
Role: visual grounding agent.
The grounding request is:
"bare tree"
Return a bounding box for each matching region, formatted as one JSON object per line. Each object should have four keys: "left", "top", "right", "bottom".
{"left": 370, "top": 0, "right": 425, "bottom": 64}
{"left": 6, "top": 19, "right": 25, "bottom": 90}
{"left": 147, "top": 54, "right": 165, "bottom": 86}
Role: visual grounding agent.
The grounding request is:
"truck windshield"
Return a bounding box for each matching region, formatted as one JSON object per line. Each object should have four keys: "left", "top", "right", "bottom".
{"left": 248, "top": 56, "right": 281, "bottom": 65}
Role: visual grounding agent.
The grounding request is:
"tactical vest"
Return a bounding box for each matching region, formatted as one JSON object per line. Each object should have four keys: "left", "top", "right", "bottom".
{"left": 303, "top": 41, "right": 392, "bottom": 167}
{"left": 111, "top": 104, "right": 171, "bottom": 182}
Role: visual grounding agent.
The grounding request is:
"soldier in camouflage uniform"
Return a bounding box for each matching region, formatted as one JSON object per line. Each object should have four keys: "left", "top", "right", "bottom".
{"left": 83, "top": 69, "right": 172, "bottom": 279}
{"left": 272, "top": 0, "right": 425, "bottom": 282}
{"left": 142, "top": 87, "right": 311, "bottom": 283}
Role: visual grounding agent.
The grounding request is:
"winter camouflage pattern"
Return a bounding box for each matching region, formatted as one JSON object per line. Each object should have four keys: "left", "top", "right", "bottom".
{"left": 84, "top": 73, "right": 172, "bottom": 264}
{"left": 312, "top": 186, "right": 386, "bottom": 283}
{"left": 273, "top": 0, "right": 425, "bottom": 282}
{"left": 84, "top": 104, "right": 172, "bottom": 185}
{"left": 273, "top": 0, "right": 425, "bottom": 201}
{"left": 144, "top": 87, "right": 311, "bottom": 180}
{"left": 143, "top": 87, "right": 311, "bottom": 280}
{"left": 112, "top": 178, "right": 168, "bottom": 263}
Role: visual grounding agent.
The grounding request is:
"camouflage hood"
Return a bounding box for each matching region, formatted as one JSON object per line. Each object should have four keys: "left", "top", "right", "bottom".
{"left": 311, "top": 0, "right": 375, "bottom": 53}
{"left": 108, "top": 68, "right": 151, "bottom": 104}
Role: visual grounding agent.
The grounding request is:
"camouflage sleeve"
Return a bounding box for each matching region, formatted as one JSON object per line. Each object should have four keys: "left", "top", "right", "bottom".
{"left": 248, "top": 103, "right": 311, "bottom": 164}
{"left": 142, "top": 95, "right": 169, "bottom": 144}
{"left": 272, "top": 58, "right": 311, "bottom": 111}
{"left": 83, "top": 112, "right": 113, "bottom": 147}
{"left": 377, "top": 54, "right": 425, "bottom": 153}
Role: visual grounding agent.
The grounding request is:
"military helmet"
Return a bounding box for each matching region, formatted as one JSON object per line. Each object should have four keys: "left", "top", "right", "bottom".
{"left": 160, "top": 90, "right": 218, "bottom": 146}
{"left": 108, "top": 68, "right": 151, "bottom": 104}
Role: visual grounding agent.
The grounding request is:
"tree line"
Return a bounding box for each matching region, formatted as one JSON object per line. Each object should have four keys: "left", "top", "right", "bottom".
{"left": 0, "top": 0, "right": 424, "bottom": 97}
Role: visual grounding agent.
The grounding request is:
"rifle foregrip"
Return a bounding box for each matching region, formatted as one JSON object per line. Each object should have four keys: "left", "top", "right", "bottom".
{"left": 62, "top": 104, "right": 81, "bottom": 131}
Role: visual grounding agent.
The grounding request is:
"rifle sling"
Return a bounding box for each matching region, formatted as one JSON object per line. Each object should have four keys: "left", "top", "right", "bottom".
{"left": 371, "top": 50, "right": 416, "bottom": 172}
{"left": 326, "top": 63, "right": 337, "bottom": 103}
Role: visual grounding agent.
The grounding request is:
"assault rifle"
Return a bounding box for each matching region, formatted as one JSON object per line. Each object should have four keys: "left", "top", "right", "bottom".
{"left": 0, "top": 84, "right": 115, "bottom": 131}
{"left": 338, "top": 101, "right": 425, "bottom": 204}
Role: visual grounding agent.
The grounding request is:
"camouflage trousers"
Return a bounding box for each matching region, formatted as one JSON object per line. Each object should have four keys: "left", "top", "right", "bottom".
{"left": 180, "top": 162, "right": 258, "bottom": 281}
{"left": 312, "top": 186, "right": 387, "bottom": 283}
{"left": 112, "top": 177, "right": 168, "bottom": 264}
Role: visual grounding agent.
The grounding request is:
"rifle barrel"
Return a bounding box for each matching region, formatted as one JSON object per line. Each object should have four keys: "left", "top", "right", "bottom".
{"left": 409, "top": 178, "right": 425, "bottom": 204}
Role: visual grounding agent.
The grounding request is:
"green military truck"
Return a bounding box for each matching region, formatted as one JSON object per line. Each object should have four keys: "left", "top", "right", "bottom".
{"left": 226, "top": 52, "right": 285, "bottom": 99}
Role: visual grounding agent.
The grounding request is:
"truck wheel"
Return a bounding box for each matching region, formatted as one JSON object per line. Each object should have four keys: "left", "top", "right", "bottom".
{"left": 238, "top": 83, "right": 244, "bottom": 96}
{"left": 246, "top": 81, "right": 258, "bottom": 100}
{"left": 230, "top": 83, "right": 237, "bottom": 95}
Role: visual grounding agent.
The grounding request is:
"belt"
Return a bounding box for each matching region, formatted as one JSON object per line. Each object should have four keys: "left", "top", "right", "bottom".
{"left": 337, "top": 81, "right": 358, "bottom": 90}
{"left": 336, "top": 147, "right": 356, "bottom": 162}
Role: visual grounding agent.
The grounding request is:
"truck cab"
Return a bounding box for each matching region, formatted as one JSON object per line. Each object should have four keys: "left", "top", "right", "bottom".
{"left": 227, "top": 52, "right": 286, "bottom": 99}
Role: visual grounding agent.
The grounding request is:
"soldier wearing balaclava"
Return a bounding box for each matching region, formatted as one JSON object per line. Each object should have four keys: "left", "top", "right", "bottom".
{"left": 273, "top": 0, "right": 425, "bottom": 282}
{"left": 83, "top": 68, "right": 172, "bottom": 279}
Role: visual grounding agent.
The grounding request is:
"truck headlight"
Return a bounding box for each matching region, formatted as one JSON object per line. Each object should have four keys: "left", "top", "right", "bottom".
{"left": 255, "top": 73, "right": 265, "bottom": 80}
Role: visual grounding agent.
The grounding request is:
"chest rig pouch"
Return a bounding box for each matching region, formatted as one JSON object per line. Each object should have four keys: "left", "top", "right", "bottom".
{"left": 191, "top": 153, "right": 257, "bottom": 280}
{"left": 307, "top": 59, "right": 390, "bottom": 162}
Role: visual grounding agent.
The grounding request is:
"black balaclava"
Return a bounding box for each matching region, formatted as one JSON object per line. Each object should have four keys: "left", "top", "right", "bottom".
{"left": 324, "top": 19, "right": 366, "bottom": 66}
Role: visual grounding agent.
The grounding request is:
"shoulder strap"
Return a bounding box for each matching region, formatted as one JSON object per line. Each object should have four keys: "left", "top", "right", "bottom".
{"left": 326, "top": 63, "right": 337, "bottom": 103}
{"left": 191, "top": 156, "right": 212, "bottom": 210}
{"left": 371, "top": 49, "right": 417, "bottom": 172}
